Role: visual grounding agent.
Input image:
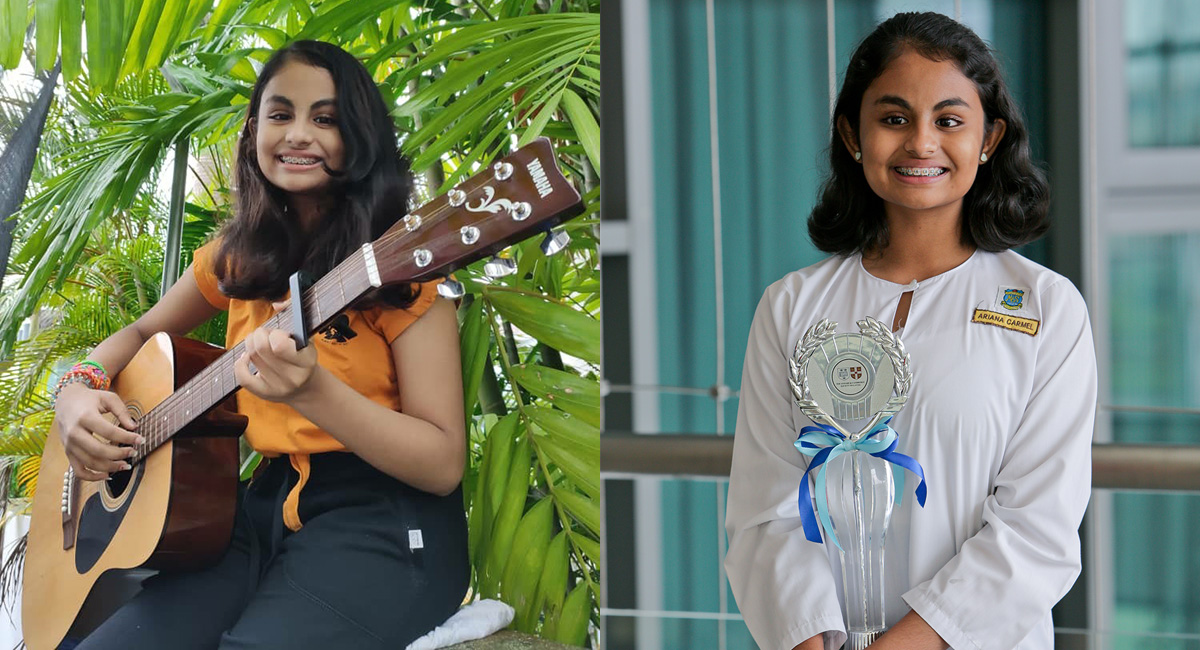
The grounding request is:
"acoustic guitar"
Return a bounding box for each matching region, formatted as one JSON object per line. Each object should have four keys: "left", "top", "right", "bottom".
{"left": 22, "top": 138, "right": 583, "bottom": 649}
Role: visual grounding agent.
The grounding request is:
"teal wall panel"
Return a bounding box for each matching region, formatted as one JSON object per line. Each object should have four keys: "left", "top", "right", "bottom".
{"left": 716, "top": 0, "right": 830, "bottom": 434}
{"left": 651, "top": 0, "right": 718, "bottom": 436}
{"left": 651, "top": 0, "right": 828, "bottom": 437}
{"left": 660, "top": 481, "right": 722, "bottom": 616}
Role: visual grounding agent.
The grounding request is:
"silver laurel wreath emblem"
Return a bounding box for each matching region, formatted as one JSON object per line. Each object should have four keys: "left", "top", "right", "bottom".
{"left": 464, "top": 186, "right": 516, "bottom": 215}
{"left": 788, "top": 316, "right": 912, "bottom": 441}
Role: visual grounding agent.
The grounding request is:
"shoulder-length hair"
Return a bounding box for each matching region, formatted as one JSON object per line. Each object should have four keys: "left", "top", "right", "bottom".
{"left": 215, "top": 39, "right": 417, "bottom": 309}
{"left": 808, "top": 12, "right": 1049, "bottom": 255}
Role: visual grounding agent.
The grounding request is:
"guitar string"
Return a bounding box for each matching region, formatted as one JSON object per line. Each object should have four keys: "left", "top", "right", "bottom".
{"left": 135, "top": 158, "right": 554, "bottom": 457}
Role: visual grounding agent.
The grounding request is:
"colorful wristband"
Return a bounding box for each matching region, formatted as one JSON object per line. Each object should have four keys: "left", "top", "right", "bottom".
{"left": 51, "top": 362, "right": 112, "bottom": 407}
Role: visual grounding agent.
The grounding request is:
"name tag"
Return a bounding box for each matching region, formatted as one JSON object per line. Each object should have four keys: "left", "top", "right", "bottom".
{"left": 972, "top": 308, "right": 1040, "bottom": 336}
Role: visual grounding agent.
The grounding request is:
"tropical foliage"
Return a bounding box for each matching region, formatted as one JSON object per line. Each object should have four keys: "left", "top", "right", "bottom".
{"left": 0, "top": 0, "right": 599, "bottom": 644}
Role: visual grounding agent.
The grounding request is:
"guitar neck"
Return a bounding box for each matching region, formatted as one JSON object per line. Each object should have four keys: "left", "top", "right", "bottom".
{"left": 132, "top": 247, "right": 381, "bottom": 460}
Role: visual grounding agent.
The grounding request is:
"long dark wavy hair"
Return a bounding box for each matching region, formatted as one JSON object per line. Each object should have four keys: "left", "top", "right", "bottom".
{"left": 215, "top": 40, "right": 417, "bottom": 308}
{"left": 808, "top": 12, "right": 1049, "bottom": 255}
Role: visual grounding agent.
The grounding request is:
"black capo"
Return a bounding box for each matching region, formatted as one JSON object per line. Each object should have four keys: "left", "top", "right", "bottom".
{"left": 288, "top": 271, "right": 315, "bottom": 349}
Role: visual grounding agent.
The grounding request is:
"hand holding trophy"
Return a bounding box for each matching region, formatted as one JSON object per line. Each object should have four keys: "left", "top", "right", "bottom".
{"left": 788, "top": 317, "right": 927, "bottom": 650}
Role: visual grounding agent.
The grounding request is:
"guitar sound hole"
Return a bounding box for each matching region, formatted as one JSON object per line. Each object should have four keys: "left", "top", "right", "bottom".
{"left": 106, "top": 465, "right": 132, "bottom": 498}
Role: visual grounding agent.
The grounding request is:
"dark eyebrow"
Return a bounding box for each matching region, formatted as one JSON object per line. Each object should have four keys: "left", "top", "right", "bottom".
{"left": 933, "top": 97, "right": 970, "bottom": 110}
{"left": 875, "top": 95, "right": 971, "bottom": 111}
{"left": 876, "top": 95, "right": 911, "bottom": 110}
{"left": 264, "top": 96, "right": 337, "bottom": 110}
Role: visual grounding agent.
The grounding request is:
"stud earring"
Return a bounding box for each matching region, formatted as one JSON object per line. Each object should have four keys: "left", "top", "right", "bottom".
{"left": 980, "top": 152, "right": 988, "bottom": 163}
{"left": 854, "top": 151, "right": 862, "bottom": 162}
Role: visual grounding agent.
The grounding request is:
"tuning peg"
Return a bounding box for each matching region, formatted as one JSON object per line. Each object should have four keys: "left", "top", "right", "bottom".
{"left": 493, "top": 161, "right": 514, "bottom": 181}
{"left": 437, "top": 278, "right": 466, "bottom": 299}
{"left": 509, "top": 202, "right": 532, "bottom": 221}
{"left": 460, "top": 225, "right": 481, "bottom": 245}
{"left": 540, "top": 228, "right": 571, "bottom": 256}
{"left": 413, "top": 248, "right": 433, "bottom": 268}
{"left": 484, "top": 256, "right": 517, "bottom": 278}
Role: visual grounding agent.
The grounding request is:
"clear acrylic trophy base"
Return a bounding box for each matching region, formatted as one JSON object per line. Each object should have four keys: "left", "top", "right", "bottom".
{"left": 845, "top": 629, "right": 883, "bottom": 650}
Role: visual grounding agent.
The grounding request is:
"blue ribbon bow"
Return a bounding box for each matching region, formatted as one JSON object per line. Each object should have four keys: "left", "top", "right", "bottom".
{"left": 794, "top": 418, "right": 927, "bottom": 551}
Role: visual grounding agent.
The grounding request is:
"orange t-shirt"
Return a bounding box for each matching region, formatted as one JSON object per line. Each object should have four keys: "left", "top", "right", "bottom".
{"left": 191, "top": 240, "right": 440, "bottom": 530}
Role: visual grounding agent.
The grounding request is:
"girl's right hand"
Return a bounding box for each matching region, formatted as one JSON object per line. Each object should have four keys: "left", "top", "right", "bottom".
{"left": 54, "top": 382, "right": 143, "bottom": 481}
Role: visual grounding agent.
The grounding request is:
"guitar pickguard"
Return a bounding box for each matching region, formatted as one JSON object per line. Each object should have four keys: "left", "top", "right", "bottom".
{"left": 74, "top": 463, "right": 144, "bottom": 574}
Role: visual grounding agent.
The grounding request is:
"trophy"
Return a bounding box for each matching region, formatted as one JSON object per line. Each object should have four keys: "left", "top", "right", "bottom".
{"left": 788, "top": 317, "right": 924, "bottom": 650}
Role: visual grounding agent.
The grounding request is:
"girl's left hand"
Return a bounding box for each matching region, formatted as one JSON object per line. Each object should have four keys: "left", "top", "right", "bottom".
{"left": 234, "top": 301, "right": 320, "bottom": 404}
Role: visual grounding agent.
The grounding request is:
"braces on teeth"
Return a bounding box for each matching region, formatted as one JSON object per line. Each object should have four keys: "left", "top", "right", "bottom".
{"left": 896, "top": 167, "right": 945, "bottom": 176}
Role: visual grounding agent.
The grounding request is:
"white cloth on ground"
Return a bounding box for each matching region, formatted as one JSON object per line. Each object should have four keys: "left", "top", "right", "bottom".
{"left": 406, "top": 599, "right": 515, "bottom": 650}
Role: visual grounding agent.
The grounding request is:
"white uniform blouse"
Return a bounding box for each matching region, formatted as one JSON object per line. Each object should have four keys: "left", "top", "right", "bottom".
{"left": 725, "top": 250, "right": 1097, "bottom": 650}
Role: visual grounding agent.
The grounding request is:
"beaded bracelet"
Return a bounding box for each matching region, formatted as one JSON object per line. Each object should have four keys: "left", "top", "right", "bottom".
{"left": 51, "top": 361, "right": 111, "bottom": 407}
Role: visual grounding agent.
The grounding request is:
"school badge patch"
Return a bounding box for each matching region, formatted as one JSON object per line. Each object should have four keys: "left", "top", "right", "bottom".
{"left": 994, "top": 286, "right": 1031, "bottom": 314}
{"left": 1001, "top": 288, "right": 1024, "bottom": 310}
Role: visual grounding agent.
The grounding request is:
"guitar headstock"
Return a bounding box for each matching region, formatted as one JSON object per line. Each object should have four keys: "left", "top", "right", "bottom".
{"left": 371, "top": 138, "right": 584, "bottom": 285}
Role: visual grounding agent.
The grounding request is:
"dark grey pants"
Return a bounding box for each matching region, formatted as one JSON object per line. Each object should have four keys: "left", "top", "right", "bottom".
{"left": 71, "top": 452, "right": 469, "bottom": 650}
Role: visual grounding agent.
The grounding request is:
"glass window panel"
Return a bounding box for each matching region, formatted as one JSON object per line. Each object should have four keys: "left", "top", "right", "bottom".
{"left": 725, "top": 618, "right": 759, "bottom": 650}
{"left": 1110, "top": 492, "right": 1200, "bottom": 645}
{"left": 661, "top": 480, "right": 724, "bottom": 615}
{"left": 1053, "top": 628, "right": 1200, "bottom": 650}
{"left": 654, "top": 393, "right": 737, "bottom": 435}
{"left": 601, "top": 475, "right": 732, "bottom": 645}
{"left": 1125, "top": 0, "right": 1200, "bottom": 147}
{"left": 1111, "top": 412, "right": 1200, "bottom": 445}
{"left": 603, "top": 616, "right": 638, "bottom": 650}
{"left": 1107, "top": 233, "right": 1200, "bottom": 418}
{"left": 661, "top": 618, "right": 721, "bottom": 648}
{"left": 603, "top": 616, "right": 729, "bottom": 650}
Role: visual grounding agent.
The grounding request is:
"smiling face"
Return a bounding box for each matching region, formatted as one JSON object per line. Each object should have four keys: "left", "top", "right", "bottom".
{"left": 253, "top": 61, "right": 344, "bottom": 199}
{"left": 839, "top": 48, "right": 1005, "bottom": 224}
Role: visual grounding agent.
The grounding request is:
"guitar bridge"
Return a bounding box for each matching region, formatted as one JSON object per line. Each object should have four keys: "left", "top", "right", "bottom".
{"left": 61, "top": 466, "right": 78, "bottom": 550}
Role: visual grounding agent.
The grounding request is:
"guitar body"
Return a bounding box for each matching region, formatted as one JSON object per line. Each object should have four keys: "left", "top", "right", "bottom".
{"left": 23, "top": 333, "right": 245, "bottom": 650}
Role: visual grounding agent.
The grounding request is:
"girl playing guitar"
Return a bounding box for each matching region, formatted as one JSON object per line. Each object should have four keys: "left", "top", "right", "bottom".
{"left": 53, "top": 40, "right": 469, "bottom": 649}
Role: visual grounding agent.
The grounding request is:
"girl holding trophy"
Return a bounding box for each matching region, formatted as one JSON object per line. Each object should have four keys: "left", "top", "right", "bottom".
{"left": 726, "top": 12, "right": 1096, "bottom": 650}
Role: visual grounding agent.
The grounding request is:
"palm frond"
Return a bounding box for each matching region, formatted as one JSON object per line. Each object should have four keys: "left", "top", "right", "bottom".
{"left": 0, "top": 421, "right": 49, "bottom": 460}
{"left": 391, "top": 13, "right": 600, "bottom": 187}
{"left": 14, "top": 454, "right": 40, "bottom": 499}
{"left": 0, "top": 86, "right": 242, "bottom": 355}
